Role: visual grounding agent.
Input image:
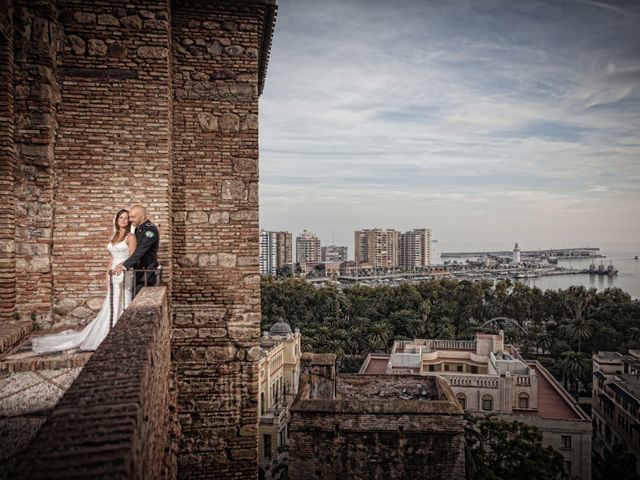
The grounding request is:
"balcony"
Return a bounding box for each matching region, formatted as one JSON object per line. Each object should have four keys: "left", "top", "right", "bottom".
{"left": 2, "top": 287, "right": 175, "bottom": 479}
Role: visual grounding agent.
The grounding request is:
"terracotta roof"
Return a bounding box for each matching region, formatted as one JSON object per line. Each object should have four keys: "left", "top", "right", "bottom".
{"left": 363, "top": 357, "right": 389, "bottom": 374}
{"left": 529, "top": 364, "right": 581, "bottom": 420}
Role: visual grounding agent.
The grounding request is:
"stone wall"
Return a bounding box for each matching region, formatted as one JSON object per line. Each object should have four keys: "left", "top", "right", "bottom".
{"left": 51, "top": 0, "right": 174, "bottom": 325}
{"left": 289, "top": 355, "right": 466, "bottom": 480}
{"left": 13, "top": 0, "right": 60, "bottom": 324}
{"left": 170, "top": 1, "right": 273, "bottom": 477}
{"left": 1, "top": 0, "right": 276, "bottom": 477}
{"left": 0, "top": 2, "right": 16, "bottom": 322}
{"left": 11, "top": 287, "right": 175, "bottom": 479}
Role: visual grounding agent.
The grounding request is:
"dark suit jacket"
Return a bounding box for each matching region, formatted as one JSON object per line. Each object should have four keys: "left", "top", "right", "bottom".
{"left": 123, "top": 220, "right": 159, "bottom": 285}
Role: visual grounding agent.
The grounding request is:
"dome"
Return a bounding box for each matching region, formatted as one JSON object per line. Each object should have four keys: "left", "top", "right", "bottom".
{"left": 270, "top": 318, "right": 292, "bottom": 336}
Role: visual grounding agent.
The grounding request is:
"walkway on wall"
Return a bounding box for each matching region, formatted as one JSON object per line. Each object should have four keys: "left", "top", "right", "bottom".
{"left": 0, "top": 326, "right": 91, "bottom": 476}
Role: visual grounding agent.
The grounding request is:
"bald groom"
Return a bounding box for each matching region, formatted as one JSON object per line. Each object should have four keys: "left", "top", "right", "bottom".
{"left": 114, "top": 204, "right": 160, "bottom": 288}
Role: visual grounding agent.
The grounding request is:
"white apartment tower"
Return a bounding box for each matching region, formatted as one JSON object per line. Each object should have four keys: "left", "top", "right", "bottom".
{"left": 259, "top": 230, "right": 278, "bottom": 276}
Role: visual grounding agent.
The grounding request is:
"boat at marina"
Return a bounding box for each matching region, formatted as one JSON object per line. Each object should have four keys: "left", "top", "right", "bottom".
{"left": 583, "top": 261, "right": 618, "bottom": 276}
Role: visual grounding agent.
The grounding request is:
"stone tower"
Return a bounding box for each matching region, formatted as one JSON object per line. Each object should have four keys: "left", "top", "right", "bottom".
{"left": 0, "top": 0, "right": 277, "bottom": 477}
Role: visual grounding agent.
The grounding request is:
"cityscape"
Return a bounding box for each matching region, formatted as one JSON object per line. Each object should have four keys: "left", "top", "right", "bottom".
{"left": 0, "top": 1, "right": 639, "bottom": 480}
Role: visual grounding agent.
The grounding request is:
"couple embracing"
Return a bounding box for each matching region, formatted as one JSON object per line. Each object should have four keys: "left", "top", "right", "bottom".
{"left": 32, "top": 205, "right": 160, "bottom": 353}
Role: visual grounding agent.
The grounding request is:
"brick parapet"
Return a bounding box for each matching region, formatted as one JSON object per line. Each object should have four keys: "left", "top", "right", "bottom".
{"left": 11, "top": 286, "right": 174, "bottom": 479}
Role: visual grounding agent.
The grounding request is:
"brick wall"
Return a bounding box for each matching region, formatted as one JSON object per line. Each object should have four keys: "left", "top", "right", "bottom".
{"left": 1, "top": 1, "right": 276, "bottom": 477}
{"left": 13, "top": 0, "right": 60, "bottom": 324}
{"left": 12, "top": 287, "right": 175, "bottom": 479}
{"left": 170, "top": 2, "right": 271, "bottom": 476}
{"left": 50, "top": 0, "right": 174, "bottom": 326}
{"left": 0, "top": 2, "right": 16, "bottom": 321}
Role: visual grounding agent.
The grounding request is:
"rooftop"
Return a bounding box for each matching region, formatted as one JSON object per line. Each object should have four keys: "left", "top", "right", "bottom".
{"left": 528, "top": 363, "right": 582, "bottom": 420}
{"left": 361, "top": 355, "right": 390, "bottom": 374}
{"left": 593, "top": 351, "right": 625, "bottom": 363}
{"left": 613, "top": 372, "right": 640, "bottom": 401}
{"left": 336, "top": 374, "right": 440, "bottom": 401}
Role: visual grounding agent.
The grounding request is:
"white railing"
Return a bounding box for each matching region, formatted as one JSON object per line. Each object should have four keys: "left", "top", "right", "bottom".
{"left": 441, "top": 374, "right": 500, "bottom": 389}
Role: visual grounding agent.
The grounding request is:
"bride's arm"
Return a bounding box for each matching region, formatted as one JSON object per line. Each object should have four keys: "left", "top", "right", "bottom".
{"left": 127, "top": 234, "right": 137, "bottom": 256}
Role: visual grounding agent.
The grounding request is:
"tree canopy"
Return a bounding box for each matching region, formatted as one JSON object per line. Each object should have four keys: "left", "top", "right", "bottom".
{"left": 464, "top": 415, "right": 567, "bottom": 480}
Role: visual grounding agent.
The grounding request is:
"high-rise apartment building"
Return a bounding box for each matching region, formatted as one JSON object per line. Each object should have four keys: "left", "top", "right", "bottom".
{"left": 260, "top": 230, "right": 278, "bottom": 276}
{"left": 296, "top": 230, "right": 321, "bottom": 266}
{"left": 354, "top": 229, "right": 399, "bottom": 269}
{"left": 399, "top": 228, "right": 431, "bottom": 268}
{"left": 321, "top": 245, "right": 348, "bottom": 262}
{"left": 260, "top": 230, "right": 293, "bottom": 276}
{"left": 276, "top": 231, "right": 293, "bottom": 268}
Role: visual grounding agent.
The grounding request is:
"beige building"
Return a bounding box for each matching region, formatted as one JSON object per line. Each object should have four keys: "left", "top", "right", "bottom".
{"left": 360, "top": 332, "right": 591, "bottom": 480}
{"left": 321, "top": 245, "right": 348, "bottom": 262}
{"left": 296, "top": 230, "right": 321, "bottom": 266}
{"left": 399, "top": 228, "right": 431, "bottom": 268}
{"left": 592, "top": 350, "right": 640, "bottom": 474}
{"left": 354, "top": 228, "right": 399, "bottom": 269}
{"left": 276, "top": 231, "right": 293, "bottom": 269}
{"left": 258, "top": 320, "right": 303, "bottom": 480}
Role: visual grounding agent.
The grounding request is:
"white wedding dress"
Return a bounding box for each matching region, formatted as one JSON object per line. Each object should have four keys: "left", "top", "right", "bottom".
{"left": 32, "top": 240, "right": 132, "bottom": 353}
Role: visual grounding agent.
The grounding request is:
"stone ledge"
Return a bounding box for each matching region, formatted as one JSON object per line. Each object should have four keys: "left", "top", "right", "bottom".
{"left": 0, "top": 350, "right": 92, "bottom": 374}
{"left": 0, "top": 321, "right": 33, "bottom": 356}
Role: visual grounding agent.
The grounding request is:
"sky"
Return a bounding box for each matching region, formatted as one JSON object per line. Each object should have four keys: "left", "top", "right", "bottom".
{"left": 259, "top": 0, "right": 640, "bottom": 256}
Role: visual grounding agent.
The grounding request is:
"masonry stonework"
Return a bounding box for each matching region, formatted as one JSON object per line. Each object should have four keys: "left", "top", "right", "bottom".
{"left": 0, "top": 2, "right": 16, "bottom": 322}
{"left": 0, "top": 0, "right": 276, "bottom": 477}
{"left": 289, "top": 354, "right": 466, "bottom": 480}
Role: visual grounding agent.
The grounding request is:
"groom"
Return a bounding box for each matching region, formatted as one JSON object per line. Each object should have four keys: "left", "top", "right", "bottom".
{"left": 113, "top": 204, "right": 160, "bottom": 289}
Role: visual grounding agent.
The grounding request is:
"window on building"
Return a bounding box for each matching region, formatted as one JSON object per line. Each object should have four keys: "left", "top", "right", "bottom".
{"left": 563, "top": 460, "right": 571, "bottom": 475}
{"left": 471, "top": 365, "right": 478, "bottom": 374}
{"left": 264, "top": 434, "right": 272, "bottom": 459}
{"left": 518, "top": 393, "right": 530, "bottom": 409}
{"left": 444, "top": 364, "right": 450, "bottom": 372}
{"left": 260, "top": 392, "right": 265, "bottom": 415}
{"left": 482, "top": 395, "right": 493, "bottom": 411}
{"left": 456, "top": 393, "right": 466, "bottom": 410}
{"left": 561, "top": 435, "right": 572, "bottom": 449}
{"left": 279, "top": 427, "right": 286, "bottom": 447}
{"left": 428, "top": 364, "right": 435, "bottom": 372}
{"left": 457, "top": 365, "right": 463, "bottom": 372}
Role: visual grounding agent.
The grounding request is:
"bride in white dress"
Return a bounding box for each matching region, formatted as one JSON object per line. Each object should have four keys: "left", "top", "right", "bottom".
{"left": 32, "top": 209, "right": 137, "bottom": 353}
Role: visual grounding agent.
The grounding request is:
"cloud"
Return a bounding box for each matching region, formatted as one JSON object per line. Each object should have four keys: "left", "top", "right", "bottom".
{"left": 260, "top": 0, "right": 640, "bottom": 250}
{"left": 570, "top": 61, "right": 640, "bottom": 110}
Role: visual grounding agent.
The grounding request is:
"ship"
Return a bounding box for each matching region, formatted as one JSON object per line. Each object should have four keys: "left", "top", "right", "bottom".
{"left": 583, "top": 261, "right": 618, "bottom": 276}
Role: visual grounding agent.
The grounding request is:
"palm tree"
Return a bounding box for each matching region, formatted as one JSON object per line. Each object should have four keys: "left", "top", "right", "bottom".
{"left": 535, "top": 334, "right": 554, "bottom": 356}
{"left": 560, "top": 350, "right": 591, "bottom": 394}
{"left": 365, "top": 337, "right": 386, "bottom": 354}
{"left": 369, "top": 321, "right": 393, "bottom": 347}
{"left": 561, "top": 318, "right": 593, "bottom": 352}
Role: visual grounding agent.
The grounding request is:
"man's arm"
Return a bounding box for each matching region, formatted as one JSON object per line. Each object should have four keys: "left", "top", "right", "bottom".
{"left": 122, "top": 229, "right": 158, "bottom": 270}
